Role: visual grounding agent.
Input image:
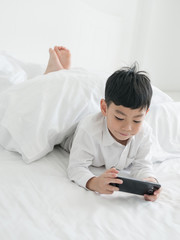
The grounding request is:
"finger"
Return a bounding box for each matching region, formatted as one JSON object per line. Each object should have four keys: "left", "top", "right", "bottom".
{"left": 157, "top": 187, "right": 161, "bottom": 193}
{"left": 106, "top": 185, "right": 119, "bottom": 192}
{"left": 143, "top": 178, "right": 157, "bottom": 183}
{"left": 144, "top": 196, "right": 152, "bottom": 201}
{"left": 106, "top": 168, "right": 119, "bottom": 174}
{"left": 154, "top": 191, "right": 160, "bottom": 197}
{"left": 152, "top": 187, "right": 161, "bottom": 198}
{"left": 154, "top": 190, "right": 160, "bottom": 197}
{"left": 144, "top": 186, "right": 161, "bottom": 200}
{"left": 103, "top": 172, "right": 118, "bottom": 178}
{"left": 144, "top": 194, "right": 158, "bottom": 202}
{"left": 102, "top": 190, "right": 114, "bottom": 195}
{"left": 108, "top": 178, "right": 123, "bottom": 185}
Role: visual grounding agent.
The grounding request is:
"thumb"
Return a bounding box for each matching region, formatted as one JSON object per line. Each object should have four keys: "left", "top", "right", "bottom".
{"left": 107, "top": 167, "right": 119, "bottom": 173}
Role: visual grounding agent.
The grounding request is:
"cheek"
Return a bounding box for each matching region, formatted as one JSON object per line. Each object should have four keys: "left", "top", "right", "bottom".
{"left": 107, "top": 117, "right": 117, "bottom": 130}
{"left": 107, "top": 118, "right": 114, "bottom": 129}
{"left": 133, "top": 123, "right": 142, "bottom": 133}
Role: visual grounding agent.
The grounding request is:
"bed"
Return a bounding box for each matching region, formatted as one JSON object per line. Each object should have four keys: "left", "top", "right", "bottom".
{"left": 0, "top": 53, "right": 180, "bottom": 240}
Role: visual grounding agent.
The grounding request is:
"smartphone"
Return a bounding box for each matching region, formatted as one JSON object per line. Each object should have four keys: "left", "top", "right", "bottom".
{"left": 110, "top": 176, "right": 161, "bottom": 195}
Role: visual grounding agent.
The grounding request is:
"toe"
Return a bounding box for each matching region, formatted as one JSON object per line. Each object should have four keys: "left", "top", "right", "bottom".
{"left": 49, "top": 48, "right": 53, "bottom": 53}
{"left": 54, "top": 46, "right": 58, "bottom": 52}
{"left": 58, "top": 46, "right": 66, "bottom": 50}
{"left": 54, "top": 47, "right": 61, "bottom": 58}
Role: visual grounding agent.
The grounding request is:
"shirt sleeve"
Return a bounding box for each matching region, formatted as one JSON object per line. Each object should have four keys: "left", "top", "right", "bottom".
{"left": 130, "top": 124, "right": 156, "bottom": 180}
{"left": 67, "top": 127, "right": 96, "bottom": 189}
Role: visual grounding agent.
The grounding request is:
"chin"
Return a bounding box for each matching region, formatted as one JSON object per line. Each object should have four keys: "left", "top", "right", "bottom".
{"left": 117, "top": 133, "right": 131, "bottom": 140}
{"left": 119, "top": 136, "right": 130, "bottom": 141}
{"left": 115, "top": 134, "right": 130, "bottom": 142}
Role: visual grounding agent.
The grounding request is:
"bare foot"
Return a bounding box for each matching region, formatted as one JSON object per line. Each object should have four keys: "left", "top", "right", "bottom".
{"left": 44, "top": 48, "right": 64, "bottom": 74}
{"left": 54, "top": 46, "right": 71, "bottom": 69}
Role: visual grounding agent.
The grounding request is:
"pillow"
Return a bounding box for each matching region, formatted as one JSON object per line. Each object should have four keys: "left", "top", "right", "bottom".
{"left": 151, "top": 85, "right": 173, "bottom": 105}
{"left": 0, "top": 52, "right": 45, "bottom": 86}
{"left": 0, "top": 69, "right": 105, "bottom": 163}
{"left": 145, "top": 101, "right": 180, "bottom": 162}
{"left": 0, "top": 52, "right": 27, "bottom": 93}
{"left": 15, "top": 58, "right": 45, "bottom": 80}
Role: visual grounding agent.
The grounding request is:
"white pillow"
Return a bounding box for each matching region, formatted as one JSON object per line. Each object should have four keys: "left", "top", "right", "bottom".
{"left": 146, "top": 101, "right": 180, "bottom": 162}
{"left": 151, "top": 85, "right": 173, "bottom": 105}
{"left": 0, "top": 52, "right": 45, "bottom": 85}
{"left": 0, "top": 52, "right": 27, "bottom": 93}
{"left": 0, "top": 69, "right": 105, "bottom": 163}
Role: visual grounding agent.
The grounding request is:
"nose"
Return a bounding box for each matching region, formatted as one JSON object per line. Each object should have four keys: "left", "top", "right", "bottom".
{"left": 121, "top": 121, "right": 132, "bottom": 131}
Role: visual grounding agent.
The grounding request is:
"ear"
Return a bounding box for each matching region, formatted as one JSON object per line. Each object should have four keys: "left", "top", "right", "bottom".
{"left": 100, "top": 99, "right": 107, "bottom": 116}
{"left": 146, "top": 108, "right": 150, "bottom": 114}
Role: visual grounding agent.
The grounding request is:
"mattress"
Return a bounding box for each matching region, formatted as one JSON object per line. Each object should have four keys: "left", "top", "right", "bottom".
{"left": 0, "top": 52, "right": 180, "bottom": 239}
{"left": 0, "top": 144, "right": 180, "bottom": 240}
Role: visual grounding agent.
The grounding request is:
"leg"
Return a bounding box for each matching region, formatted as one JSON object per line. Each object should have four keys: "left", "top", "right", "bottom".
{"left": 44, "top": 48, "right": 64, "bottom": 74}
{"left": 54, "top": 46, "right": 71, "bottom": 69}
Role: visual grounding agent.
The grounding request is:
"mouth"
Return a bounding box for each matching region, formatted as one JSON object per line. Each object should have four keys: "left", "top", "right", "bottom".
{"left": 120, "top": 133, "right": 129, "bottom": 137}
{"left": 115, "top": 131, "right": 130, "bottom": 137}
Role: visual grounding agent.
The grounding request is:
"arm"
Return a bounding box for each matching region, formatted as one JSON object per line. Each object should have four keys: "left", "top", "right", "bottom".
{"left": 130, "top": 125, "right": 156, "bottom": 180}
{"left": 68, "top": 128, "right": 122, "bottom": 194}
{"left": 131, "top": 125, "right": 161, "bottom": 201}
{"left": 67, "top": 128, "right": 97, "bottom": 188}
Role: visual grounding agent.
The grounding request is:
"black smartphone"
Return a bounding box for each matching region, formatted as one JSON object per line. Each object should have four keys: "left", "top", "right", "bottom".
{"left": 110, "top": 176, "right": 161, "bottom": 195}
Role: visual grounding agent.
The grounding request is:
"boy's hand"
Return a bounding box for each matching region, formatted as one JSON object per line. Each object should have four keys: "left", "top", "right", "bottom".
{"left": 143, "top": 177, "right": 161, "bottom": 202}
{"left": 86, "top": 168, "right": 123, "bottom": 194}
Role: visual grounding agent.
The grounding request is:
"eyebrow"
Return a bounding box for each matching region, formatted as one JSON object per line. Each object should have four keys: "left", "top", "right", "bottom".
{"left": 115, "top": 109, "right": 144, "bottom": 118}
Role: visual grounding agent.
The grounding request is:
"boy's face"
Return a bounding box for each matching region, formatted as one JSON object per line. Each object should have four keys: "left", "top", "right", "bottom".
{"left": 100, "top": 99, "right": 148, "bottom": 145}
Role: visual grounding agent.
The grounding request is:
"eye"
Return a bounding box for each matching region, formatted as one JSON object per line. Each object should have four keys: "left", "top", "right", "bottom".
{"left": 133, "top": 120, "right": 141, "bottom": 123}
{"left": 115, "top": 116, "right": 124, "bottom": 121}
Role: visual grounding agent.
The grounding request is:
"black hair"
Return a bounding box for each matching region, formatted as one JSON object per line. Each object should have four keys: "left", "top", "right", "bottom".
{"left": 105, "top": 63, "right": 152, "bottom": 109}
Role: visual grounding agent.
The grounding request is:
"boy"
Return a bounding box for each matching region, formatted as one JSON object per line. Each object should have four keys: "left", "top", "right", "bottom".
{"left": 46, "top": 46, "right": 161, "bottom": 202}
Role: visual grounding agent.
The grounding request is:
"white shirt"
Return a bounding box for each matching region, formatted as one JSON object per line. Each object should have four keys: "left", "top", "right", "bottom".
{"left": 67, "top": 112, "right": 155, "bottom": 189}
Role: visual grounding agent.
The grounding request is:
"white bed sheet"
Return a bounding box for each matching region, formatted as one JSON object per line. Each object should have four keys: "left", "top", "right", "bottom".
{"left": 0, "top": 145, "right": 180, "bottom": 240}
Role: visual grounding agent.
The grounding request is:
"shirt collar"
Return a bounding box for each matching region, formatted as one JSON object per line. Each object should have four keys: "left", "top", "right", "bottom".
{"left": 102, "top": 117, "right": 133, "bottom": 147}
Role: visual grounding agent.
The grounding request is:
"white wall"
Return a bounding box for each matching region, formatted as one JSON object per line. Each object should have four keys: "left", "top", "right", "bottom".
{"left": 0, "top": 0, "right": 138, "bottom": 74}
{"left": 130, "top": 0, "right": 180, "bottom": 91}
{"left": 144, "top": 0, "right": 180, "bottom": 91}
{"left": 0, "top": 0, "right": 180, "bottom": 91}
